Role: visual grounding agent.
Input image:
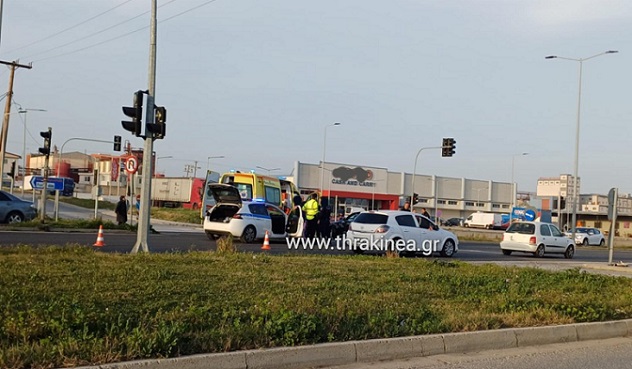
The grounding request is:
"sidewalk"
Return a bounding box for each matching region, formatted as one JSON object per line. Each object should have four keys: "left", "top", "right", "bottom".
{"left": 469, "top": 260, "right": 632, "bottom": 278}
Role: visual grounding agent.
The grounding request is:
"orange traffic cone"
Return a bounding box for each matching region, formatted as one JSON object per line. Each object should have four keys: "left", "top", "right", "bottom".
{"left": 93, "top": 225, "right": 106, "bottom": 247}
{"left": 261, "top": 230, "right": 271, "bottom": 250}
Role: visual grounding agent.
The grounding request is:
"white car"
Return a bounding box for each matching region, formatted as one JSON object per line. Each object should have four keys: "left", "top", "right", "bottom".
{"left": 564, "top": 227, "right": 606, "bottom": 246}
{"left": 203, "top": 184, "right": 302, "bottom": 243}
{"left": 500, "top": 221, "right": 574, "bottom": 258}
{"left": 346, "top": 210, "right": 459, "bottom": 257}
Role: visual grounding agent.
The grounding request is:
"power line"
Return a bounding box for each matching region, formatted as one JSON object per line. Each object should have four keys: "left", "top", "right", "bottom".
{"left": 32, "top": 0, "right": 217, "bottom": 63}
{"left": 4, "top": 0, "right": 136, "bottom": 55}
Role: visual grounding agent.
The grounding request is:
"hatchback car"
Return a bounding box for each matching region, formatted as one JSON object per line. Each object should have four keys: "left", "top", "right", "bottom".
{"left": 0, "top": 190, "right": 37, "bottom": 223}
{"left": 500, "top": 221, "right": 574, "bottom": 258}
{"left": 346, "top": 210, "right": 459, "bottom": 257}
{"left": 203, "top": 184, "right": 302, "bottom": 243}
{"left": 443, "top": 217, "right": 464, "bottom": 227}
{"left": 564, "top": 227, "right": 605, "bottom": 246}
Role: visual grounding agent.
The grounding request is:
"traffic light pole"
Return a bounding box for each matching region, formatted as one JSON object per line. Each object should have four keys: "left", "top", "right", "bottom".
{"left": 131, "top": 0, "right": 157, "bottom": 254}
{"left": 410, "top": 146, "right": 440, "bottom": 211}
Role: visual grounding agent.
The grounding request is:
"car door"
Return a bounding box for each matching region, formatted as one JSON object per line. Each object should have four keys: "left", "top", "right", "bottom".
{"left": 539, "top": 224, "right": 552, "bottom": 252}
{"left": 0, "top": 191, "right": 12, "bottom": 221}
{"left": 549, "top": 224, "right": 569, "bottom": 251}
{"left": 415, "top": 214, "right": 443, "bottom": 253}
{"left": 248, "top": 203, "right": 271, "bottom": 236}
{"left": 265, "top": 204, "right": 287, "bottom": 236}
{"left": 395, "top": 214, "right": 420, "bottom": 246}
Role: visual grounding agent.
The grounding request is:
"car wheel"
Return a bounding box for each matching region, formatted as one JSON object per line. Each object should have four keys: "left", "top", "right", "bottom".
{"left": 564, "top": 245, "right": 575, "bottom": 259}
{"left": 6, "top": 211, "right": 24, "bottom": 223}
{"left": 440, "top": 239, "right": 455, "bottom": 257}
{"left": 502, "top": 249, "right": 512, "bottom": 256}
{"left": 241, "top": 225, "right": 257, "bottom": 243}
{"left": 534, "top": 245, "right": 545, "bottom": 258}
{"left": 582, "top": 238, "right": 589, "bottom": 246}
{"left": 599, "top": 239, "right": 605, "bottom": 247}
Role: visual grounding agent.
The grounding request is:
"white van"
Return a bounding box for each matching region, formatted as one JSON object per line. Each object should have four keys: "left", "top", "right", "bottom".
{"left": 464, "top": 212, "right": 504, "bottom": 230}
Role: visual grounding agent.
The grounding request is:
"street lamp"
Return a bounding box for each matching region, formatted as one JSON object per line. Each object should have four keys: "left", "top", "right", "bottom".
{"left": 18, "top": 108, "right": 46, "bottom": 195}
{"left": 206, "top": 155, "right": 225, "bottom": 174}
{"left": 546, "top": 50, "right": 617, "bottom": 241}
{"left": 156, "top": 155, "right": 173, "bottom": 174}
{"left": 256, "top": 166, "right": 280, "bottom": 174}
{"left": 320, "top": 122, "right": 341, "bottom": 196}
{"left": 474, "top": 188, "right": 487, "bottom": 208}
{"left": 510, "top": 152, "right": 529, "bottom": 220}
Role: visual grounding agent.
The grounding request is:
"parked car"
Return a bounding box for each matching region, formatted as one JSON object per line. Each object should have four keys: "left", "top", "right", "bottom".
{"left": 203, "top": 184, "right": 301, "bottom": 243}
{"left": 500, "top": 221, "right": 574, "bottom": 258}
{"left": 464, "top": 212, "right": 506, "bottom": 229}
{"left": 443, "top": 217, "right": 464, "bottom": 227}
{"left": 330, "top": 211, "right": 361, "bottom": 238}
{"left": 346, "top": 210, "right": 459, "bottom": 257}
{"left": 0, "top": 190, "right": 37, "bottom": 223}
{"left": 564, "top": 227, "right": 606, "bottom": 246}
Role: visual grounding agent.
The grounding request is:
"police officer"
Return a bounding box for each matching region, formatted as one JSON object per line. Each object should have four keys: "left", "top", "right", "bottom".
{"left": 302, "top": 193, "right": 319, "bottom": 238}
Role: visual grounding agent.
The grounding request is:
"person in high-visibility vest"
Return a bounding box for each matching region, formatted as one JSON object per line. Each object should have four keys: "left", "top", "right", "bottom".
{"left": 302, "top": 193, "right": 320, "bottom": 238}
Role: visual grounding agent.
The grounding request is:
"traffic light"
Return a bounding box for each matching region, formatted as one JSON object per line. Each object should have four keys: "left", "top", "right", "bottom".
{"left": 146, "top": 106, "right": 166, "bottom": 139}
{"left": 113, "top": 135, "right": 122, "bottom": 151}
{"left": 441, "top": 137, "right": 456, "bottom": 157}
{"left": 122, "top": 90, "right": 144, "bottom": 136}
{"left": 39, "top": 128, "right": 52, "bottom": 157}
{"left": 413, "top": 192, "right": 419, "bottom": 205}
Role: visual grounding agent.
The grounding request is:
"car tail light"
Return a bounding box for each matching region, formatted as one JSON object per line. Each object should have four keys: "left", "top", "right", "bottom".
{"left": 348, "top": 223, "right": 354, "bottom": 231}
{"left": 232, "top": 214, "right": 243, "bottom": 220}
{"left": 375, "top": 225, "right": 390, "bottom": 233}
{"left": 529, "top": 236, "right": 536, "bottom": 245}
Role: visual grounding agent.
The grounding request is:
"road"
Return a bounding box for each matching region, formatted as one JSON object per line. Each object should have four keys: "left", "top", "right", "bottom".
{"left": 322, "top": 337, "right": 632, "bottom": 369}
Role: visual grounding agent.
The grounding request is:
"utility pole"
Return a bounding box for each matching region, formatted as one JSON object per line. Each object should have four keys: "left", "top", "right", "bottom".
{"left": 0, "top": 60, "right": 33, "bottom": 188}
{"left": 131, "top": 0, "right": 157, "bottom": 254}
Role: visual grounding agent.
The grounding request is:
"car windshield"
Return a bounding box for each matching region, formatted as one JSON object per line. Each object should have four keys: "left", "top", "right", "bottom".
{"left": 354, "top": 213, "right": 389, "bottom": 224}
{"left": 506, "top": 222, "right": 535, "bottom": 235}
{"left": 576, "top": 228, "right": 589, "bottom": 233}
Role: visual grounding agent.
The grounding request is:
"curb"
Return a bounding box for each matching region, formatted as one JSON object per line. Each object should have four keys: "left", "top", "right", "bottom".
{"left": 72, "top": 319, "right": 632, "bottom": 369}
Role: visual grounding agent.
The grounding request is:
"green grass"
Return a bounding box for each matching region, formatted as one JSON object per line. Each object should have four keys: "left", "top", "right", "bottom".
{"left": 58, "top": 197, "right": 116, "bottom": 211}
{"left": 2, "top": 247, "right": 632, "bottom": 369}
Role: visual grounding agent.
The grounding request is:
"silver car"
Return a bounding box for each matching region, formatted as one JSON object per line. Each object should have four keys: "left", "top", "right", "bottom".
{"left": 0, "top": 190, "right": 37, "bottom": 223}
{"left": 565, "top": 227, "right": 606, "bottom": 246}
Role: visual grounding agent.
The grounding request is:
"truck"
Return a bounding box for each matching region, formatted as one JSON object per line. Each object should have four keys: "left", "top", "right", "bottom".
{"left": 464, "top": 212, "right": 509, "bottom": 230}
{"left": 150, "top": 177, "right": 205, "bottom": 210}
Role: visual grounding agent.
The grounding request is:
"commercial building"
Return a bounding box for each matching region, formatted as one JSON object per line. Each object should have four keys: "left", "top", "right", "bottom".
{"left": 292, "top": 161, "right": 514, "bottom": 220}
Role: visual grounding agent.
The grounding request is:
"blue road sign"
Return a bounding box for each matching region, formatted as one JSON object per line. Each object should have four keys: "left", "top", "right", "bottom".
{"left": 29, "top": 176, "right": 65, "bottom": 191}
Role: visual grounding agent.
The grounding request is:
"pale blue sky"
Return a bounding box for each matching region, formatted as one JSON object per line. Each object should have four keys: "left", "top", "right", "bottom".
{"left": 2, "top": 0, "right": 631, "bottom": 194}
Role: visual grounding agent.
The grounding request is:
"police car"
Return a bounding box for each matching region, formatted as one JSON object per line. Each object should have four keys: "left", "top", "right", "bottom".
{"left": 203, "top": 183, "right": 302, "bottom": 243}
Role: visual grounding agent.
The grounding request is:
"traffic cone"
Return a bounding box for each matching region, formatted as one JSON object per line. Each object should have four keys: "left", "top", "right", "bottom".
{"left": 261, "top": 230, "right": 271, "bottom": 250}
{"left": 93, "top": 225, "right": 106, "bottom": 247}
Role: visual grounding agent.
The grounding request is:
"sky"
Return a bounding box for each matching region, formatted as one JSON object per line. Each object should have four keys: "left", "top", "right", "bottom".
{"left": 1, "top": 0, "right": 631, "bottom": 195}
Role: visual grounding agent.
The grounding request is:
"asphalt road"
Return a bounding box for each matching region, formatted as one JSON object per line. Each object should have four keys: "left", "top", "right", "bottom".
{"left": 322, "top": 337, "right": 632, "bottom": 369}
{"left": 1, "top": 229, "right": 631, "bottom": 264}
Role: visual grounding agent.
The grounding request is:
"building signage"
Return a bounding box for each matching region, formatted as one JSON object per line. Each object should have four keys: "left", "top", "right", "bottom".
{"left": 331, "top": 166, "right": 376, "bottom": 187}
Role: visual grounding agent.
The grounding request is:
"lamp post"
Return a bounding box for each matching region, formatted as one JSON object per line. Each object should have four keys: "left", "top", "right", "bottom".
{"left": 546, "top": 50, "right": 618, "bottom": 241}
{"left": 156, "top": 155, "right": 172, "bottom": 174}
{"left": 474, "top": 188, "right": 487, "bottom": 208}
{"left": 206, "top": 155, "right": 224, "bottom": 174}
{"left": 256, "top": 166, "right": 280, "bottom": 175}
{"left": 510, "top": 152, "right": 529, "bottom": 220}
{"left": 320, "top": 122, "right": 340, "bottom": 196}
{"left": 18, "top": 108, "right": 46, "bottom": 196}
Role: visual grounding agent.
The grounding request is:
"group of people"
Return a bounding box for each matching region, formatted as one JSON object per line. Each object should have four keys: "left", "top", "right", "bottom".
{"left": 286, "top": 193, "right": 332, "bottom": 239}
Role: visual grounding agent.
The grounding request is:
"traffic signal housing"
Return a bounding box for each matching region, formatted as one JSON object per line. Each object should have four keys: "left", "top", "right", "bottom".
{"left": 413, "top": 193, "right": 419, "bottom": 205}
{"left": 146, "top": 106, "right": 166, "bottom": 139}
{"left": 122, "top": 90, "right": 144, "bottom": 136}
{"left": 113, "top": 135, "right": 122, "bottom": 151}
{"left": 441, "top": 137, "right": 456, "bottom": 157}
{"left": 39, "top": 128, "right": 52, "bottom": 156}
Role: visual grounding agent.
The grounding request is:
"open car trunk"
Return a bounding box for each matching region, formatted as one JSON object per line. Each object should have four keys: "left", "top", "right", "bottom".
{"left": 207, "top": 204, "right": 240, "bottom": 223}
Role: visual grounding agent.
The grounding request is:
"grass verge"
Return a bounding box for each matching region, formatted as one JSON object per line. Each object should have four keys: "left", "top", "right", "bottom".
{"left": 2, "top": 247, "right": 632, "bottom": 368}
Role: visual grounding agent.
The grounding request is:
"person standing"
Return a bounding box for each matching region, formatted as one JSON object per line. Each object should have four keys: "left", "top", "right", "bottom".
{"left": 115, "top": 196, "right": 128, "bottom": 225}
{"left": 302, "top": 193, "right": 319, "bottom": 238}
{"left": 318, "top": 197, "right": 332, "bottom": 238}
{"left": 400, "top": 201, "right": 411, "bottom": 211}
{"left": 421, "top": 207, "right": 430, "bottom": 218}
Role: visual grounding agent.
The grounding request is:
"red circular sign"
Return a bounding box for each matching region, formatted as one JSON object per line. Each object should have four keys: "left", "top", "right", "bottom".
{"left": 125, "top": 156, "right": 139, "bottom": 174}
